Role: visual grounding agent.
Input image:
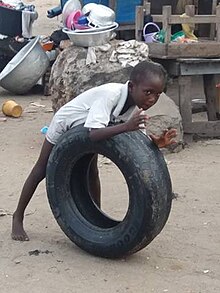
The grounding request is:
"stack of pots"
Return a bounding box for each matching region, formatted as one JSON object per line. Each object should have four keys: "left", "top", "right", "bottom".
{"left": 62, "top": 0, "right": 118, "bottom": 47}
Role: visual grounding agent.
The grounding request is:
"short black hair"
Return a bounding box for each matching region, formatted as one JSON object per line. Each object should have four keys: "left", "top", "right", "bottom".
{"left": 130, "top": 60, "right": 167, "bottom": 86}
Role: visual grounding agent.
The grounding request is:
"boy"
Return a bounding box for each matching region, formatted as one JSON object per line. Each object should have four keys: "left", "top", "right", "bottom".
{"left": 12, "top": 60, "right": 177, "bottom": 241}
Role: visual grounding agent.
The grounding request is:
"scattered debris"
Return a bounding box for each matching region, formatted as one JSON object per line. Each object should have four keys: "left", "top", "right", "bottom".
{"left": 0, "top": 117, "right": 7, "bottom": 122}
{"left": 172, "top": 192, "right": 179, "bottom": 200}
{"left": 48, "top": 266, "right": 60, "bottom": 273}
{"left": 28, "top": 249, "right": 53, "bottom": 256}
{"left": 30, "top": 102, "right": 46, "bottom": 108}
{"left": 24, "top": 108, "right": 37, "bottom": 113}
{"left": 14, "top": 260, "right": 21, "bottom": 264}
{"left": 0, "top": 209, "right": 7, "bottom": 216}
{"left": 44, "top": 108, "right": 53, "bottom": 113}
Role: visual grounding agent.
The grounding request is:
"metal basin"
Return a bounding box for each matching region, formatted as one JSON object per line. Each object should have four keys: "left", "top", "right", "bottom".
{"left": 0, "top": 36, "right": 50, "bottom": 94}
{"left": 63, "top": 22, "right": 118, "bottom": 47}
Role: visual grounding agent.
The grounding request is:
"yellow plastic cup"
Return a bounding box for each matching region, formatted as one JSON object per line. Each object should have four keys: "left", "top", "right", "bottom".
{"left": 2, "top": 100, "right": 23, "bottom": 118}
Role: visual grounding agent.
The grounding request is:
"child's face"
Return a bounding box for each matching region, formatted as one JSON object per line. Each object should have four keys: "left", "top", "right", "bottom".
{"left": 129, "top": 77, "right": 165, "bottom": 110}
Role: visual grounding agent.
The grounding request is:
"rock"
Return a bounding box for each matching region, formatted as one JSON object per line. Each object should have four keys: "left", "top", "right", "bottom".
{"left": 49, "top": 41, "right": 133, "bottom": 112}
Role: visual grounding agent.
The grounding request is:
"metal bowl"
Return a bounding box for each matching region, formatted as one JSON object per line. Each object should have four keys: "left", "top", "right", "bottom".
{"left": 82, "top": 3, "right": 97, "bottom": 15}
{"left": 87, "top": 4, "right": 115, "bottom": 27}
{"left": 63, "top": 23, "right": 118, "bottom": 47}
{"left": 0, "top": 36, "right": 50, "bottom": 94}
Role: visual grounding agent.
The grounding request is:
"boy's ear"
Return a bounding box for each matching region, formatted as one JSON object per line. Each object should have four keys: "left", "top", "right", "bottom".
{"left": 128, "top": 81, "right": 134, "bottom": 92}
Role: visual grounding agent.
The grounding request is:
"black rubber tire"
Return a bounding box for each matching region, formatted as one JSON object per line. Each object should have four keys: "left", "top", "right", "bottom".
{"left": 46, "top": 125, "right": 173, "bottom": 258}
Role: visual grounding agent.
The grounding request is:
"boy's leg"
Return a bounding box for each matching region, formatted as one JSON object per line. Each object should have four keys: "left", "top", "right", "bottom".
{"left": 89, "top": 154, "right": 101, "bottom": 207}
{"left": 12, "top": 139, "right": 54, "bottom": 241}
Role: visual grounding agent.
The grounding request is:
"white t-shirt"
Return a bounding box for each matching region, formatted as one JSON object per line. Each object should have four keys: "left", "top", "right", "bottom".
{"left": 46, "top": 81, "right": 135, "bottom": 144}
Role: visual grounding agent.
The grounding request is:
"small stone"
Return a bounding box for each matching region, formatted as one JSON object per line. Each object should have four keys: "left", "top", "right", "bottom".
{"left": 15, "top": 260, "right": 21, "bottom": 264}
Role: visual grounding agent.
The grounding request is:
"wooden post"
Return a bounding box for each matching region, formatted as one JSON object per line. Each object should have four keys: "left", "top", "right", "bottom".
{"left": 203, "top": 75, "right": 217, "bottom": 121}
{"left": 162, "top": 6, "right": 172, "bottom": 44}
{"left": 135, "top": 6, "right": 145, "bottom": 41}
{"left": 194, "top": 0, "right": 199, "bottom": 14}
{"left": 143, "top": 0, "right": 150, "bottom": 7}
{"left": 210, "top": 0, "right": 217, "bottom": 40}
{"left": 109, "top": 0, "right": 116, "bottom": 10}
{"left": 143, "top": 2, "right": 151, "bottom": 15}
{"left": 216, "top": 5, "right": 220, "bottom": 41}
{"left": 178, "top": 76, "right": 192, "bottom": 126}
{"left": 185, "top": 5, "right": 195, "bottom": 17}
{"left": 214, "top": 74, "right": 220, "bottom": 116}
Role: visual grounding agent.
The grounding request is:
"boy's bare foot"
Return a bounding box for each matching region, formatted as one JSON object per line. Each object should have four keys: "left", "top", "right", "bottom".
{"left": 11, "top": 213, "right": 29, "bottom": 241}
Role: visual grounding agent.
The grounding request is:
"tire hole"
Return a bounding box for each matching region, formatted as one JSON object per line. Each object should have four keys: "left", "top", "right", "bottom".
{"left": 88, "top": 155, "right": 129, "bottom": 222}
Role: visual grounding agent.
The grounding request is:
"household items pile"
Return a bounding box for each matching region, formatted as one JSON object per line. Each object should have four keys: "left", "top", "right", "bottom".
{"left": 62, "top": 0, "right": 118, "bottom": 47}
{"left": 143, "top": 16, "right": 198, "bottom": 44}
{"left": 0, "top": 0, "right": 38, "bottom": 38}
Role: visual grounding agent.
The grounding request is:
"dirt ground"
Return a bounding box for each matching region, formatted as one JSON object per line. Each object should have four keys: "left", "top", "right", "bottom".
{"left": 0, "top": 1, "right": 220, "bottom": 292}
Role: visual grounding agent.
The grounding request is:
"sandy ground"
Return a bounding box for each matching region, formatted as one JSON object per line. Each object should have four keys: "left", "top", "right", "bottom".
{"left": 1, "top": 1, "right": 220, "bottom": 292}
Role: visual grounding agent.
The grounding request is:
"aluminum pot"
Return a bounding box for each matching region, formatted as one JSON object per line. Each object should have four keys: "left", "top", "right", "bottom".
{"left": 63, "top": 22, "right": 118, "bottom": 47}
{"left": 87, "top": 4, "right": 115, "bottom": 27}
{"left": 0, "top": 36, "right": 50, "bottom": 94}
{"left": 82, "top": 3, "right": 97, "bottom": 15}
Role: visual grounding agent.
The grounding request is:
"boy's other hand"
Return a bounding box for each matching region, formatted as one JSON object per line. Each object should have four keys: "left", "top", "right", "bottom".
{"left": 125, "top": 108, "right": 149, "bottom": 132}
{"left": 149, "top": 128, "right": 177, "bottom": 148}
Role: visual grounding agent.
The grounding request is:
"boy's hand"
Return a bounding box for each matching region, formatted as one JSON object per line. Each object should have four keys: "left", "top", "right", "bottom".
{"left": 149, "top": 128, "right": 177, "bottom": 148}
{"left": 125, "top": 108, "right": 149, "bottom": 132}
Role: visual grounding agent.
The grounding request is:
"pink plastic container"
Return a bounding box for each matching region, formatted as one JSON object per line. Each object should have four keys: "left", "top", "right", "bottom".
{"left": 66, "top": 10, "right": 82, "bottom": 30}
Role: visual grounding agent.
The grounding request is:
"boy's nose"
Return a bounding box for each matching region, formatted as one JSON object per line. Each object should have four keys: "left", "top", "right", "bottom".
{"left": 149, "top": 94, "right": 158, "bottom": 103}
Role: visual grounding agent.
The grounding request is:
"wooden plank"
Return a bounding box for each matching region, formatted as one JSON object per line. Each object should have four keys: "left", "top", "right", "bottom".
{"left": 179, "top": 61, "right": 220, "bottom": 76}
{"left": 184, "top": 121, "right": 220, "bottom": 136}
{"left": 147, "top": 42, "right": 220, "bottom": 59}
{"left": 167, "top": 42, "right": 220, "bottom": 59}
{"left": 147, "top": 43, "right": 167, "bottom": 58}
{"left": 178, "top": 76, "right": 192, "bottom": 125}
{"left": 203, "top": 75, "right": 218, "bottom": 121}
{"left": 169, "top": 15, "right": 220, "bottom": 24}
{"left": 151, "top": 15, "right": 220, "bottom": 24}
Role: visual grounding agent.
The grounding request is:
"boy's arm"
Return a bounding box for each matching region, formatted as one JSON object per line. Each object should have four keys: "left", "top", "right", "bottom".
{"left": 89, "top": 108, "right": 148, "bottom": 141}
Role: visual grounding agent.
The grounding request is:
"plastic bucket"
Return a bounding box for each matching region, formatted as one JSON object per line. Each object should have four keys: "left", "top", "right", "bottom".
{"left": 2, "top": 100, "right": 22, "bottom": 118}
{"left": 143, "top": 22, "right": 160, "bottom": 43}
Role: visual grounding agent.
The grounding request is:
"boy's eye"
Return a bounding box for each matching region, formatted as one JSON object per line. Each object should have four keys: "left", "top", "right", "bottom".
{"left": 144, "top": 90, "right": 162, "bottom": 97}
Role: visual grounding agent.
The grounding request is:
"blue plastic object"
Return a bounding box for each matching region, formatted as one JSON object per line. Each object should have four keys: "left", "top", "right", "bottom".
{"left": 41, "top": 126, "right": 49, "bottom": 134}
{"left": 82, "top": 0, "right": 108, "bottom": 6}
{"left": 47, "top": 0, "right": 69, "bottom": 18}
